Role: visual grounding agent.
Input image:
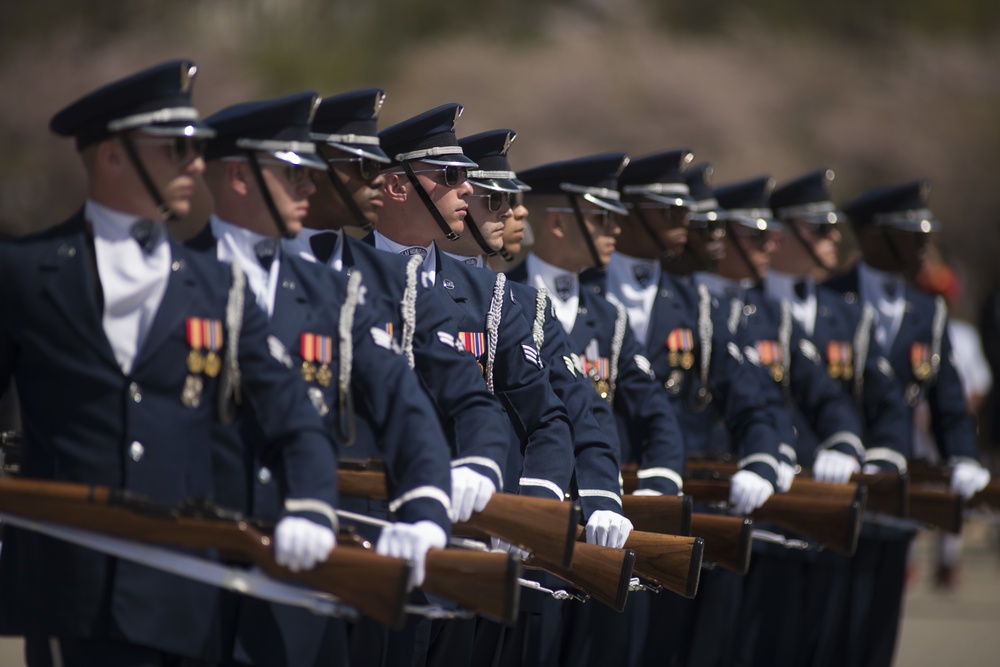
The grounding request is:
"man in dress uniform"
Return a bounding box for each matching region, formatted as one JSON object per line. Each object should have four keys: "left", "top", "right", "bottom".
{"left": 511, "top": 149, "right": 690, "bottom": 667}
{"left": 824, "top": 180, "right": 991, "bottom": 667}
{"left": 754, "top": 168, "right": 912, "bottom": 667}
{"left": 0, "top": 60, "right": 339, "bottom": 667}
{"left": 193, "top": 91, "right": 455, "bottom": 667}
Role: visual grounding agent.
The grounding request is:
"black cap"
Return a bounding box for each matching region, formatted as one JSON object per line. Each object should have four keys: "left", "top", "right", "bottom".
{"left": 619, "top": 149, "right": 696, "bottom": 207}
{"left": 770, "top": 169, "right": 842, "bottom": 225}
{"left": 378, "top": 103, "right": 477, "bottom": 168}
{"left": 714, "top": 176, "right": 782, "bottom": 231}
{"left": 518, "top": 152, "right": 630, "bottom": 215}
{"left": 311, "top": 88, "right": 390, "bottom": 163}
{"left": 684, "top": 162, "right": 721, "bottom": 222}
{"left": 458, "top": 130, "right": 521, "bottom": 193}
{"left": 842, "top": 180, "right": 939, "bottom": 233}
{"left": 50, "top": 59, "right": 215, "bottom": 150}
{"left": 203, "top": 91, "right": 326, "bottom": 170}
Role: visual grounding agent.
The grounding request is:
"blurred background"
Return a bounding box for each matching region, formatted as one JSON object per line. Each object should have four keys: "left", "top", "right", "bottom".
{"left": 2, "top": 0, "right": 1000, "bottom": 319}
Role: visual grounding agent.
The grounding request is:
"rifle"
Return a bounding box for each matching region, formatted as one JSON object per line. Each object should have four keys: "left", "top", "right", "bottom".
{"left": 526, "top": 541, "right": 635, "bottom": 612}
{"left": 908, "top": 462, "right": 999, "bottom": 513}
{"left": 572, "top": 526, "right": 703, "bottom": 598}
{"left": 685, "top": 459, "right": 910, "bottom": 519}
{"left": 682, "top": 473, "right": 866, "bottom": 555}
{"left": 690, "top": 513, "right": 753, "bottom": 575}
{"left": 338, "top": 463, "right": 579, "bottom": 568}
{"left": 620, "top": 495, "right": 692, "bottom": 536}
{"left": 908, "top": 485, "right": 964, "bottom": 534}
{"left": 0, "top": 477, "right": 411, "bottom": 628}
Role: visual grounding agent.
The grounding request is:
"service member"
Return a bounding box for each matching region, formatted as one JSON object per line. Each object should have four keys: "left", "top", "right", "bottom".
{"left": 0, "top": 60, "right": 338, "bottom": 666}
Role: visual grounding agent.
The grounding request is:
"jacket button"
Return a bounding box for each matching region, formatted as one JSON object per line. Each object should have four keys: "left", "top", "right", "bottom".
{"left": 129, "top": 441, "right": 144, "bottom": 462}
{"left": 258, "top": 467, "right": 272, "bottom": 484}
{"left": 129, "top": 382, "right": 142, "bottom": 403}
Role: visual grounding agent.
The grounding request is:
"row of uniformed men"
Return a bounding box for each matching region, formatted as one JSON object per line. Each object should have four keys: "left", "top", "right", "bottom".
{"left": 0, "top": 57, "right": 989, "bottom": 667}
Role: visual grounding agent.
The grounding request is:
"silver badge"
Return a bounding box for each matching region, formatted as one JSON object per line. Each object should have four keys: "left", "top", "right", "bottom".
{"left": 181, "top": 374, "right": 203, "bottom": 408}
{"left": 308, "top": 386, "right": 330, "bottom": 417}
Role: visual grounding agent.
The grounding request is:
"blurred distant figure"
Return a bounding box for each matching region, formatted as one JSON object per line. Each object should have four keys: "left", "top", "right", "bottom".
{"left": 913, "top": 255, "right": 992, "bottom": 589}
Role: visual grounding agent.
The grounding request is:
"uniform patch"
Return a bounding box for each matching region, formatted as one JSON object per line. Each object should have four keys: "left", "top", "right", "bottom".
{"left": 267, "top": 335, "right": 293, "bottom": 369}
{"left": 308, "top": 386, "right": 329, "bottom": 417}
{"left": 728, "top": 342, "right": 744, "bottom": 363}
{"left": 522, "top": 344, "right": 544, "bottom": 369}
{"left": 437, "top": 331, "right": 464, "bottom": 352}
{"left": 570, "top": 352, "right": 585, "bottom": 376}
{"left": 876, "top": 356, "right": 895, "bottom": 378}
{"left": 371, "top": 327, "right": 402, "bottom": 353}
{"left": 634, "top": 354, "right": 654, "bottom": 378}
{"left": 742, "top": 345, "right": 760, "bottom": 366}
{"left": 799, "top": 339, "right": 821, "bottom": 364}
{"left": 562, "top": 355, "right": 577, "bottom": 377}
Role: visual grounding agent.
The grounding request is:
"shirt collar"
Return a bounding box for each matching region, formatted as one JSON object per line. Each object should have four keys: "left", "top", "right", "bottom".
{"left": 766, "top": 270, "right": 812, "bottom": 302}
{"left": 211, "top": 215, "right": 280, "bottom": 266}
{"left": 85, "top": 199, "right": 154, "bottom": 241}
{"left": 526, "top": 253, "right": 578, "bottom": 302}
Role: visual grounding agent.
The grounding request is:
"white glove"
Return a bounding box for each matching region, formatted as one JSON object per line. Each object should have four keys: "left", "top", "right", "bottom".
{"left": 776, "top": 461, "right": 796, "bottom": 493}
{"left": 376, "top": 520, "right": 447, "bottom": 589}
{"left": 450, "top": 466, "right": 497, "bottom": 523}
{"left": 729, "top": 470, "right": 774, "bottom": 515}
{"left": 490, "top": 537, "right": 531, "bottom": 561}
{"left": 813, "top": 450, "right": 861, "bottom": 484}
{"left": 585, "top": 510, "right": 634, "bottom": 549}
{"left": 273, "top": 516, "right": 336, "bottom": 573}
{"left": 950, "top": 461, "right": 991, "bottom": 500}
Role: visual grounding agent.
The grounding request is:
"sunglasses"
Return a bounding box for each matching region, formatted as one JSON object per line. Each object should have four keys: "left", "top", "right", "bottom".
{"left": 688, "top": 217, "right": 727, "bottom": 236}
{"left": 326, "top": 156, "right": 383, "bottom": 181}
{"left": 631, "top": 203, "right": 690, "bottom": 226}
{"left": 470, "top": 190, "right": 514, "bottom": 212}
{"left": 134, "top": 135, "right": 206, "bottom": 163}
{"left": 792, "top": 220, "right": 838, "bottom": 238}
{"left": 730, "top": 225, "right": 778, "bottom": 248}
{"left": 391, "top": 166, "right": 469, "bottom": 187}
{"left": 255, "top": 158, "right": 314, "bottom": 186}
{"left": 545, "top": 207, "right": 619, "bottom": 231}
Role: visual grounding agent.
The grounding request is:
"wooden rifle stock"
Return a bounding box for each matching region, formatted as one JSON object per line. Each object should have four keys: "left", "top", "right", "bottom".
{"left": 0, "top": 477, "right": 411, "bottom": 628}
{"left": 682, "top": 477, "right": 867, "bottom": 555}
{"left": 338, "top": 467, "right": 579, "bottom": 568}
{"left": 423, "top": 550, "right": 521, "bottom": 625}
{"left": 572, "top": 526, "right": 702, "bottom": 598}
{"left": 908, "top": 485, "right": 964, "bottom": 534}
{"left": 690, "top": 513, "right": 753, "bottom": 575}
{"left": 908, "top": 462, "right": 999, "bottom": 513}
{"left": 620, "top": 495, "right": 693, "bottom": 536}
{"left": 528, "top": 542, "right": 635, "bottom": 612}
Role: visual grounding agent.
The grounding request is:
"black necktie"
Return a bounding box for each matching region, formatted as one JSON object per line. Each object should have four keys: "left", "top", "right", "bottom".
{"left": 130, "top": 219, "right": 157, "bottom": 254}
{"left": 794, "top": 280, "right": 809, "bottom": 300}
{"left": 309, "top": 232, "right": 339, "bottom": 264}
{"left": 254, "top": 239, "right": 278, "bottom": 271}
{"left": 884, "top": 280, "right": 899, "bottom": 300}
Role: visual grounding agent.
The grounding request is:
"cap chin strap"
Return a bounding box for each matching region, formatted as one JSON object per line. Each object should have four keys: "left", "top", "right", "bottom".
{"left": 881, "top": 229, "right": 913, "bottom": 280}
{"left": 725, "top": 220, "right": 763, "bottom": 284}
{"left": 327, "top": 171, "right": 374, "bottom": 232}
{"left": 675, "top": 240, "right": 712, "bottom": 275}
{"left": 462, "top": 210, "right": 498, "bottom": 257}
{"left": 632, "top": 204, "right": 674, "bottom": 260}
{"left": 402, "top": 161, "right": 460, "bottom": 241}
{"left": 568, "top": 195, "right": 604, "bottom": 270}
{"left": 788, "top": 221, "right": 832, "bottom": 272}
{"left": 497, "top": 245, "right": 514, "bottom": 261}
{"left": 119, "top": 133, "right": 177, "bottom": 222}
{"left": 244, "top": 152, "right": 293, "bottom": 240}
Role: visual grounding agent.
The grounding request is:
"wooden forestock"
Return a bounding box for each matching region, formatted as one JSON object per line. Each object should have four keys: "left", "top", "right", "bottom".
{"left": 908, "top": 485, "right": 964, "bottom": 534}
{"left": 682, "top": 478, "right": 867, "bottom": 555}
{"left": 528, "top": 542, "right": 635, "bottom": 612}
{"left": 423, "top": 550, "right": 521, "bottom": 625}
{"left": 908, "top": 463, "right": 998, "bottom": 513}
{"left": 690, "top": 513, "right": 753, "bottom": 575}
{"left": 572, "top": 526, "right": 702, "bottom": 598}
{"left": 338, "top": 469, "right": 578, "bottom": 568}
{"left": 620, "top": 495, "right": 693, "bottom": 536}
{"left": 0, "top": 477, "right": 410, "bottom": 628}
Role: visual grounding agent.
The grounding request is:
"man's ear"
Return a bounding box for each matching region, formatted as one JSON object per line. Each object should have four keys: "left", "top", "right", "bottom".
{"left": 227, "top": 161, "right": 250, "bottom": 197}
{"left": 384, "top": 172, "right": 408, "bottom": 202}
{"left": 549, "top": 211, "right": 568, "bottom": 239}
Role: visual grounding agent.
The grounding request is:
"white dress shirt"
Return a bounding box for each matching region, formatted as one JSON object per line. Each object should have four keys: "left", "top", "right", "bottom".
{"left": 525, "top": 253, "right": 579, "bottom": 333}
{"left": 373, "top": 231, "right": 437, "bottom": 286}
{"left": 87, "top": 200, "right": 171, "bottom": 375}
{"left": 605, "top": 252, "right": 661, "bottom": 345}
{"left": 211, "top": 216, "right": 281, "bottom": 319}
{"left": 283, "top": 227, "right": 344, "bottom": 272}
{"left": 766, "top": 270, "right": 818, "bottom": 336}
{"left": 858, "top": 262, "right": 905, "bottom": 354}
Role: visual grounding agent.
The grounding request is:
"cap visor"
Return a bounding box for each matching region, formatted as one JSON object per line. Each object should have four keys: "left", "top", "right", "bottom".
{"left": 271, "top": 150, "right": 328, "bottom": 171}
{"left": 418, "top": 154, "right": 479, "bottom": 168}
{"left": 141, "top": 121, "right": 216, "bottom": 139}
{"left": 583, "top": 193, "right": 628, "bottom": 216}
{"left": 641, "top": 192, "right": 698, "bottom": 208}
{"left": 469, "top": 177, "right": 521, "bottom": 193}
{"left": 324, "top": 141, "right": 391, "bottom": 163}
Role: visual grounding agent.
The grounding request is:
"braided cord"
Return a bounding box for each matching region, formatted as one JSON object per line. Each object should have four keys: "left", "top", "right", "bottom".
{"left": 219, "top": 259, "right": 246, "bottom": 424}
{"left": 533, "top": 287, "right": 548, "bottom": 352}
{"left": 608, "top": 302, "right": 627, "bottom": 405}
{"left": 485, "top": 272, "right": 506, "bottom": 394}
{"left": 778, "top": 300, "right": 792, "bottom": 384}
{"left": 400, "top": 256, "right": 420, "bottom": 369}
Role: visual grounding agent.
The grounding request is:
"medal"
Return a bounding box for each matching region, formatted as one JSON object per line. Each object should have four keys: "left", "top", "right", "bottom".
{"left": 316, "top": 364, "right": 333, "bottom": 387}
{"left": 666, "top": 329, "right": 694, "bottom": 369}
{"left": 458, "top": 331, "right": 486, "bottom": 376}
{"left": 301, "top": 360, "right": 317, "bottom": 383}
{"left": 204, "top": 351, "right": 221, "bottom": 378}
{"left": 301, "top": 332, "right": 334, "bottom": 385}
{"left": 181, "top": 374, "right": 203, "bottom": 408}
{"left": 757, "top": 340, "right": 784, "bottom": 384}
{"left": 186, "top": 349, "right": 205, "bottom": 375}
{"left": 583, "top": 354, "right": 611, "bottom": 399}
{"left": 595, "top": 378, "right": 611, "bottom": 399}
{"left": 911, "top": 343, "right": 931, "bottom": 381}
{"left": 186, "top": 317, "right": 223, "bottom": 378}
